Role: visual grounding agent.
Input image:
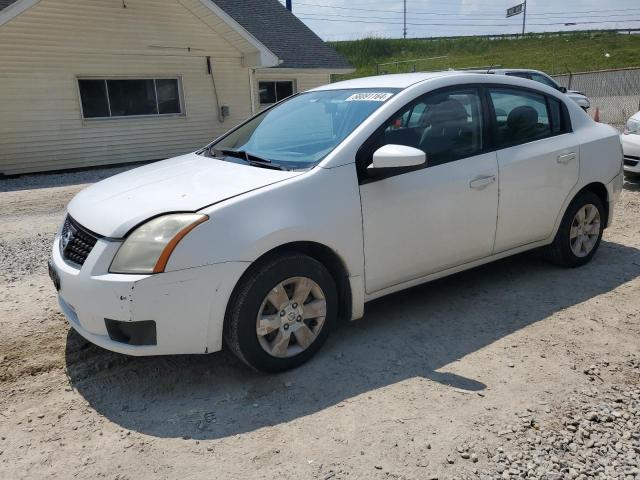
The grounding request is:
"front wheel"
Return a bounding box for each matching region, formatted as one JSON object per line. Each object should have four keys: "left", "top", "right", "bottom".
{"left": 547, "top": 191, "right": 605, "bottom": 267}
{"left": 224, "top": 252, "right": 337, "bottom": 372}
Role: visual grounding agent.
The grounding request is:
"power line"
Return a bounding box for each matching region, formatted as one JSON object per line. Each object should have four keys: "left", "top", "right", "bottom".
{"left": 291, "top": 1, "right": 640, "bottom": 18}
{"left": 297, "top": 10, "right": 640, "bottom": 23}
{"left": 297, "top": 16, "right": 640, "bottom": 28}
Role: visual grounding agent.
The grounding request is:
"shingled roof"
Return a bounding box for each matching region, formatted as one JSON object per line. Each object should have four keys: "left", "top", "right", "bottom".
{"left": 0, "top": 0, "right": 352, "bottom": 71}
{"left": 212, "top": 0, "right": 352, "bottom": 70}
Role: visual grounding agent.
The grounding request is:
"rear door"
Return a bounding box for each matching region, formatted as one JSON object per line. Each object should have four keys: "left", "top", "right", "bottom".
{"left": 488, "top": 87, "right": 579, "bottom": 252}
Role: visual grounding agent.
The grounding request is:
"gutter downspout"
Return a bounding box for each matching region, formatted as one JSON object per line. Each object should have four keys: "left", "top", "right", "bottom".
{"left": 248, "top": 67, "right": 257, "bottom": 115}
{"left": 206, "top": 56, "right": 225, "bottom": 123}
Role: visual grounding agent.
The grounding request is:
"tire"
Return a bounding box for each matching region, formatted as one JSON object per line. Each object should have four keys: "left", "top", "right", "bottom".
{"left": 547, "top": 190, "right": 605, "bottom": 268}
{"left": 223, "top": 252, "right": 337, "bottom": 372}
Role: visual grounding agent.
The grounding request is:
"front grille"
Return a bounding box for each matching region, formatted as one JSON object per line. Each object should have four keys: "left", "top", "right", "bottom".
{"left": 60, "top": 216, "right": 100, "bottom": 267}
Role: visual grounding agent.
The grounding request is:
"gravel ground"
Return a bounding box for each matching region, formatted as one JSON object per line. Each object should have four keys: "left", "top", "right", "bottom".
{"left": 0, "top": 166, "right": 639, "bottom": 480}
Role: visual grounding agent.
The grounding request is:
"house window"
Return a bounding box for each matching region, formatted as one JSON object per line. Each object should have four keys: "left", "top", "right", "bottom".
{"left": 78, "top": 78, "right": 183, "bottom": 119}
{"left": 258, "top": 81, "right": 294, "bottom": 105}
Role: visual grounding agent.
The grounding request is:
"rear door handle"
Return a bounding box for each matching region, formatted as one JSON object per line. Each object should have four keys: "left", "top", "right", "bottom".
{"left": 469, "top": 175, "right": 496, "bottom": 190}
{"left": 557, "top": 152, "right": 577, "bottom": 164}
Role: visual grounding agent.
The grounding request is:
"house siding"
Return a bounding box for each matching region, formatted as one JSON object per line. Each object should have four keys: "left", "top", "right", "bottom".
{"left": 0, "top": 0, "right": 254, "bottom": 174}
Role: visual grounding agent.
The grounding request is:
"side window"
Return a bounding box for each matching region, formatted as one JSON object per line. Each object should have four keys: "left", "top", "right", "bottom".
{"left": 489, "top": 89, "right": 551, "bottom": 147}
{"left": 258, "top": 81, "right": 295, "bottom": 106}
{"left": 530, "top": 73, "right": 560, "bottom": 90}
{"left": 506, "top": 72, "right": 532, "bottom": 81}
{"left": 549, "top": 98, "right": 570, "bottom": 134}
{"left": 359, "top": 88, "right": 484, "bottom": 171}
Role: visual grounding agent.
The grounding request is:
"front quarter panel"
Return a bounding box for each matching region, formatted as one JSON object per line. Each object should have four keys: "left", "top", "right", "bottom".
{"left": 165, "top": 163, "right": 365, "bottom": 281}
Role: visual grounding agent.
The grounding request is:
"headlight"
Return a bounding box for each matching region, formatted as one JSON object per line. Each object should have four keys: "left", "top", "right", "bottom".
{"left": 110, "top": 213, "right": 208, "bottom": 274}
{"left": 625, "top": 117, "right": 640, "bottom": 135}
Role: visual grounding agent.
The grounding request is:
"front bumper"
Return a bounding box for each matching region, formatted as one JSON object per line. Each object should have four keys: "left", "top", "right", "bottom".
{"left": 51, "top": 235, "right": 248, "bottom": 356}
{"left": 621, "top": 134, "right": 640, "bottom": 174}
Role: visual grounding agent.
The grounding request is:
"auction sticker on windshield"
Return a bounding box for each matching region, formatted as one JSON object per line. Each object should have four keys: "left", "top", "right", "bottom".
{"left": 346, "top": 92, "right": 394, "bottom": 102}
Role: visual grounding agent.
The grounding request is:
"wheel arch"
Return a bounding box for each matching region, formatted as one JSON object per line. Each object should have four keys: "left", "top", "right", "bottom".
{"left": 225, "top": 241, "right": 353, "bottom": 325}
{"left": 578, "top": 182, "right": 609, "bottom": 227}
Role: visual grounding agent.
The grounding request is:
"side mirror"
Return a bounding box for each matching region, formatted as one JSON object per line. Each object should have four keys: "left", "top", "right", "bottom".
{"left": 559, "top": 86, "right": 568, "bottom": 93}
{"left": 368, "top": 144, "right": 426, "bottom": 171}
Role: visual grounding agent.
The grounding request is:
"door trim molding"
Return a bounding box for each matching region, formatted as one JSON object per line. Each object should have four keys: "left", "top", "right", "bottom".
{"left": 363, "top": 236, "right": 552, "bottom": 302}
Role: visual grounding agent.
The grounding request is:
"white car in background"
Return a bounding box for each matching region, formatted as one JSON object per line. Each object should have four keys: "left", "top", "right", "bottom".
{"left": 622, "top": 111, "right": 640, "bottom": 179}
{"left": 470, "top": 68, "right": 591, "bottom": 111}
{"left": 49, "top": 72, "right": 623, "bottom": 372}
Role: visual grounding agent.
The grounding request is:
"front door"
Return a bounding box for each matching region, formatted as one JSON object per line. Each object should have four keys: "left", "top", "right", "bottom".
{"left": 358, "top": 87, "right": 499, "bottom": 293}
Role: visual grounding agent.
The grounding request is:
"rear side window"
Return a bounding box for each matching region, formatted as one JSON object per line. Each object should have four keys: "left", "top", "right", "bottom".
{"left": 506, "top": 72, "right": 532, "bottom": 80}
{"left": 530, "top": 73, "right": 559, "bottom": 89}
{"left": 489, "top": 89, "right": 551, "bottom": 147}
{"left": 548, "top": 98, "right": 569, "bottom": 134}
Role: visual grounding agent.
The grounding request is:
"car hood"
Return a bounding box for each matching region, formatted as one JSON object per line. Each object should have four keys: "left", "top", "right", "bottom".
{"left": 67, "top": 153, "right": 302, "bottom": 237}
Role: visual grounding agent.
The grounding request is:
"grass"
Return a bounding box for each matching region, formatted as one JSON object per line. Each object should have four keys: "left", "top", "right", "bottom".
{"left": 330, "top": 32, "right": 640, "bottom": 80}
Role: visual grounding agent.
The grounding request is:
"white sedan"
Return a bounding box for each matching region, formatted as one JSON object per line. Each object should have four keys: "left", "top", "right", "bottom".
{"left": 622, "top": 111, "right": 640, "bottom": 179}
{"left": 49, "top": 72, "right": 623, "bottom": 372}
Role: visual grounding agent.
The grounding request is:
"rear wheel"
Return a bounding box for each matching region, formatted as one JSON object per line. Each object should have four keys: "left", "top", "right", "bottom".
{"left": 547, "top": 191, "right": 605, "bottom": 267}
{"left": 224, "top": 252, "right": 337, "bottom": 372}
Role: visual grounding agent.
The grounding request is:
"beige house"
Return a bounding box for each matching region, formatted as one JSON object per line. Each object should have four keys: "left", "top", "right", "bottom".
{"left": 0, "top": 0, "right": 353, "bottom": 175}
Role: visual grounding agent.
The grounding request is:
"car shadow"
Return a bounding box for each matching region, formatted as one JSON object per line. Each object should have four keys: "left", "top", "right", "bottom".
{"left": 65, "top": 239, "right": 640, "bottom": 440}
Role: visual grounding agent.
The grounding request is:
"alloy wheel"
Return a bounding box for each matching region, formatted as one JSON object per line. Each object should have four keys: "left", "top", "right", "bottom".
{"left": 255, "top": 276, "right": 327, "bottom": 358}
{"left": 569, "top": 203, "right": 601, "bottom": 258}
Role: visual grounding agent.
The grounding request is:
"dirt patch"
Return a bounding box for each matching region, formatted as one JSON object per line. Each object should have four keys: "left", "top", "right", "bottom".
{"left": 0, "top": 169, "right": 639, "bottom": 480}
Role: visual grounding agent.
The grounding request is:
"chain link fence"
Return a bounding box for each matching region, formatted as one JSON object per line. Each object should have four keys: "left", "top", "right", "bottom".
{"left": 374, "top": 59, "right": 640, "bottom": 131}
{"left": 552, "top": 68, "right": 640, "bottom": 130}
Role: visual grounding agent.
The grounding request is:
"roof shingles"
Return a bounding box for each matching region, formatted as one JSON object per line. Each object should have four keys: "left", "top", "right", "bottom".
{"left": 212, "top": 0, "right": 352, "bottom": 70}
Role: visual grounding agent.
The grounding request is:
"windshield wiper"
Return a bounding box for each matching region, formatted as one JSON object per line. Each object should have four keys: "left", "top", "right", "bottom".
{"left": 212, "top": 148, "right": 288, "bottom": 171}
{"left": 213, "top": 148, "right": 270, "bottom": 163}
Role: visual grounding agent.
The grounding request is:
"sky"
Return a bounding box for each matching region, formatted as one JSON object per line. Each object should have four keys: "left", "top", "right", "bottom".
{"left": 277, "top": 0, "right": 640, "bottom": 41}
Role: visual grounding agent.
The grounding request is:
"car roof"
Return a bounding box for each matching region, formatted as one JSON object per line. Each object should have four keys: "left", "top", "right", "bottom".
{"left": 492, "top": 68, "right": 545, "bottom": 74}
{"left": 308, "top": 71, "right": 570, "bottom": 102}
{"left": 310, "top": 71, "right": 472, "bottom": 91}
{"left": 456, "top": 68, "right": 546, "bottom": 75}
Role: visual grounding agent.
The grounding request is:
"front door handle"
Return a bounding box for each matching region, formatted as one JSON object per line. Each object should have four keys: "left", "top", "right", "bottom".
{"left": 557, "top": 152, "right": 577, "bottom": 164}
{"left": 469, "top": 175, "right": 496, "bottom": 190}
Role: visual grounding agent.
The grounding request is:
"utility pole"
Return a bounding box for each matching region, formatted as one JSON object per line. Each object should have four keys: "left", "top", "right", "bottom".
{"left": 403, "top": 0, "right": 407, "bottom": 39}
{"left": 522, "top": 0, "right": 527, "bottom": 36}
{"left": 286, "top": 0, "right": 292, "bottom": 12}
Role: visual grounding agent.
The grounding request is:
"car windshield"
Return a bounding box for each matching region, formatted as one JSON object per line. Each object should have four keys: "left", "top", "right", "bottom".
{"left": 202, "top": 88, "right": 400, "bottom": 170}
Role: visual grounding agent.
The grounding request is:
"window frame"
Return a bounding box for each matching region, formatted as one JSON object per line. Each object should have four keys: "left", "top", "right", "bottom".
{"left": 357, "top": 83, "right": 574, "bottom": 184}
{"left": 76, "top": 76, "right": 186, "bottom": 120}
{"left": 484, "top": 84, "right": 573, "bottom": 150}
{"left": 258, "top": 80, "right": 296, "bottom": 106}
{"left": 356, "top": 85, "right": 493, "bottom": 183}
